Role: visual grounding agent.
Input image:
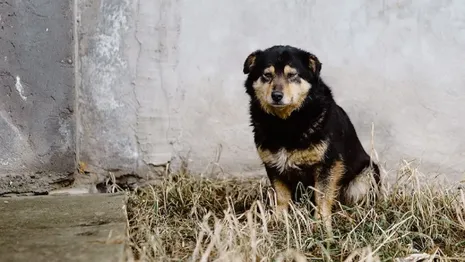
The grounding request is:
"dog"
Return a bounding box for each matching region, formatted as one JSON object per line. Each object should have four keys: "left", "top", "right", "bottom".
{"left": 242, "top": 45, "right": 381, "bottom": 235}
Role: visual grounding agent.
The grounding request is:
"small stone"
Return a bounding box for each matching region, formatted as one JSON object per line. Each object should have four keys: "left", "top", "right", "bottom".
{"left": 3, "top": 194, "right": 17, "bottom": 198}
{"left": 49, "top": 187, "right": 91, "bottom": 196}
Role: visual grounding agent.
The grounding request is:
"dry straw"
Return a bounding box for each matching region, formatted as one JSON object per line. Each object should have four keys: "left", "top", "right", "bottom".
{"left": 124, "top": 124, "right": 465, "bottom": 261}
{"left": 124, "top": 161, "right": 465, "bottom": 261}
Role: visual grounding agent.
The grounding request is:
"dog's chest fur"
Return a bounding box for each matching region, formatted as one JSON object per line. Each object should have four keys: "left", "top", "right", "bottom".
{"left": 256, "top": 140, "right": 328, "bottom": 174}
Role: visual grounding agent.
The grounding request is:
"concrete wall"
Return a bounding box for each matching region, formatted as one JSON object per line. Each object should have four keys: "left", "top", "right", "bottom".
{"left": 0, "top": 0, "right": 75, "bottom": 194}
{"left": 77, "top": 0, "right": 140, "bottom": 174}
{"left": 78, "top": 0, "right": 465, "bottom": 181}
{"left": 1, "top": 0, "right": 465, "bottom": 194}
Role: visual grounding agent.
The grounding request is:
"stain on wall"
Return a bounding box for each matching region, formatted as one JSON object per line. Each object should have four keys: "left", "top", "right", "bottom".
{"left": 0, "top": 0, "right": 75, "bottom": 194}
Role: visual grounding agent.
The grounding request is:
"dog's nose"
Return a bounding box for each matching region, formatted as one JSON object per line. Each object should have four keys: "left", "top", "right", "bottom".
{"left": 271, "top": 91, "right": 283, "bottom": 102}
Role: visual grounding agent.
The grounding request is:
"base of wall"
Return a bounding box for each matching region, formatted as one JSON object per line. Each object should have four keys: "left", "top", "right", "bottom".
{"left": 0, "top": 172, "right": 75, "bottom": 196}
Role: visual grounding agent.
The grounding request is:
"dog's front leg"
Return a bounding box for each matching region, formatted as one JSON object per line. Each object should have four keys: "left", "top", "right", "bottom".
{"left": 314, "top": 161, "right": 345, "bottom": 238}
{"left": 314, "top": 179, "right": 334, "bottom": 237}
{"left": 264, "top": 166, "right": 292, "bottom": 215}
{"left": 271, "top": 179, "right": 292, "bottom": 214}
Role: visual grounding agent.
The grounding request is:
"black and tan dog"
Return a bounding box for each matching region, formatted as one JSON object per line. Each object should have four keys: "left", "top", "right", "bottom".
{"left": 242, "top": 45, "right": 381, "bottom": 235}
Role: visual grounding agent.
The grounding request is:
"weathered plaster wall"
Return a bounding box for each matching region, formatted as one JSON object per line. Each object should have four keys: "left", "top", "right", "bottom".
{"left": 78, "top": 0, "right": 465, "bottom": 182}
{"left": 77, "top": 0, "right": 139, "bottom": 175}
{"left": 2, "top": 0, "right": 464, "bottom": 194}
{"left": 77, "top": 0, "right": 182, "bottom": 180}
{"left": 0, "top": 0, "right": 75, "bottom": 194}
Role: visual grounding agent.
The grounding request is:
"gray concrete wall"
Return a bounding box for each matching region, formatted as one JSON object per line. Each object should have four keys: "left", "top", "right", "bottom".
{"left": 0, "top": 0, "right": 75, "bottom": 194}
{"left": 77, "top": 0, "right": 139, "bottom": 174}
{"left": 77, "top": 0, "right": 465, "bottom": 182}
{"left": 1, "top": 0, "right": 464, "bottom": 194}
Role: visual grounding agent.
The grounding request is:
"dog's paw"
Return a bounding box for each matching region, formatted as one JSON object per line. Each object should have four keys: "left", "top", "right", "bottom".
{"left": 271, "top": 204, "right": 289, "bottom": 222}
{"left": 274, "top": 249, "right": 308, "bottom": 262}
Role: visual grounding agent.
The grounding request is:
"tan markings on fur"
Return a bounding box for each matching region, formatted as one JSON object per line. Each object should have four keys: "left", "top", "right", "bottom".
{"left": 284, "top": 65, "right": 297, "bottom": 75}
{"left": 287, "top": 142, "right": 328, "bottom": 166}
{"left": 343, "top": 166, "right": 378, "bottom": 205}
{"left": 252, "top": 66, "right": 311, "bottom": 119}
{"left": 314, "top": 160, "right": 345, "bottom": 236}
{"left": 256, "top": 141, "right": 328, "bottom": 174}
{"left": 272, "top": 105, "right": 298, "bottom": 119}
{"left": 272, "top": 179, "right": 292, "bottom": 213}
{"left": 264, "top": 66, "right": 275, "bottom": 75}
{"left": 257, "top": 147, "right": 297, "bottom": 173}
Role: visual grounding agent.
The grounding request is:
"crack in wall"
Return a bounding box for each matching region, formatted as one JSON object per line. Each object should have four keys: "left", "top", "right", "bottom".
{"left": 73, "top": 0, "right": 81, "bottom": 173}
{"left": 132, "top": 0, "right": 142, "bottom": 171}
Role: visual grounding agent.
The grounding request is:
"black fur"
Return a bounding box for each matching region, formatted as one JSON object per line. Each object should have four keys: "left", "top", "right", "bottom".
{"left": 243, "top": 45, "right": 380, "bottom": 206}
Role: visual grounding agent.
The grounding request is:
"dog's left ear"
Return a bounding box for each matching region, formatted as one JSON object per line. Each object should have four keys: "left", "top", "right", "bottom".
{"left": 308, "top": 53, "right": 322, "bottom": 75}
{"left": 300, "top": 52, "right": 322, "bottom": 76}
{"left": 243, "top": 50, "right": 262, "bottom": 74}
{"left": 309, "top": 54, "right": 322, "bottom": 75}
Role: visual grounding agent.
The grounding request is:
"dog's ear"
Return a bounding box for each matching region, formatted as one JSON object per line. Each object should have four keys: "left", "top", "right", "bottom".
{"left": 300, "top": 51, "right": 322, "bottom": 76}
{"left": 308, "top": 53, "right": 322, "bottom": 75}
{"left": 243, "top": 50, "right": 262, "bottom": 74}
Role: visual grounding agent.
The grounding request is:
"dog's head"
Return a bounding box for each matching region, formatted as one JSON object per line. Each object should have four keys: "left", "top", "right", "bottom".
{"left": 242, "top": 45, "right": 322, "bottom": 119}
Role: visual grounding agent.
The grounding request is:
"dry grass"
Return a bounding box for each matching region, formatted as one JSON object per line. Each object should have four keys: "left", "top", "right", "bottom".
{"left": 125, "top": 161, "right": 465, "bottom": 262}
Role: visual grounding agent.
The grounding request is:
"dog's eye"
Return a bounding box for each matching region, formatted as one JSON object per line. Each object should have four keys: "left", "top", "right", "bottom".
{"left": 287, "top": 72, "right": 298, "bottom": 79}
{"left": 263, "top": 73, "right": 273, "bottom": 79}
